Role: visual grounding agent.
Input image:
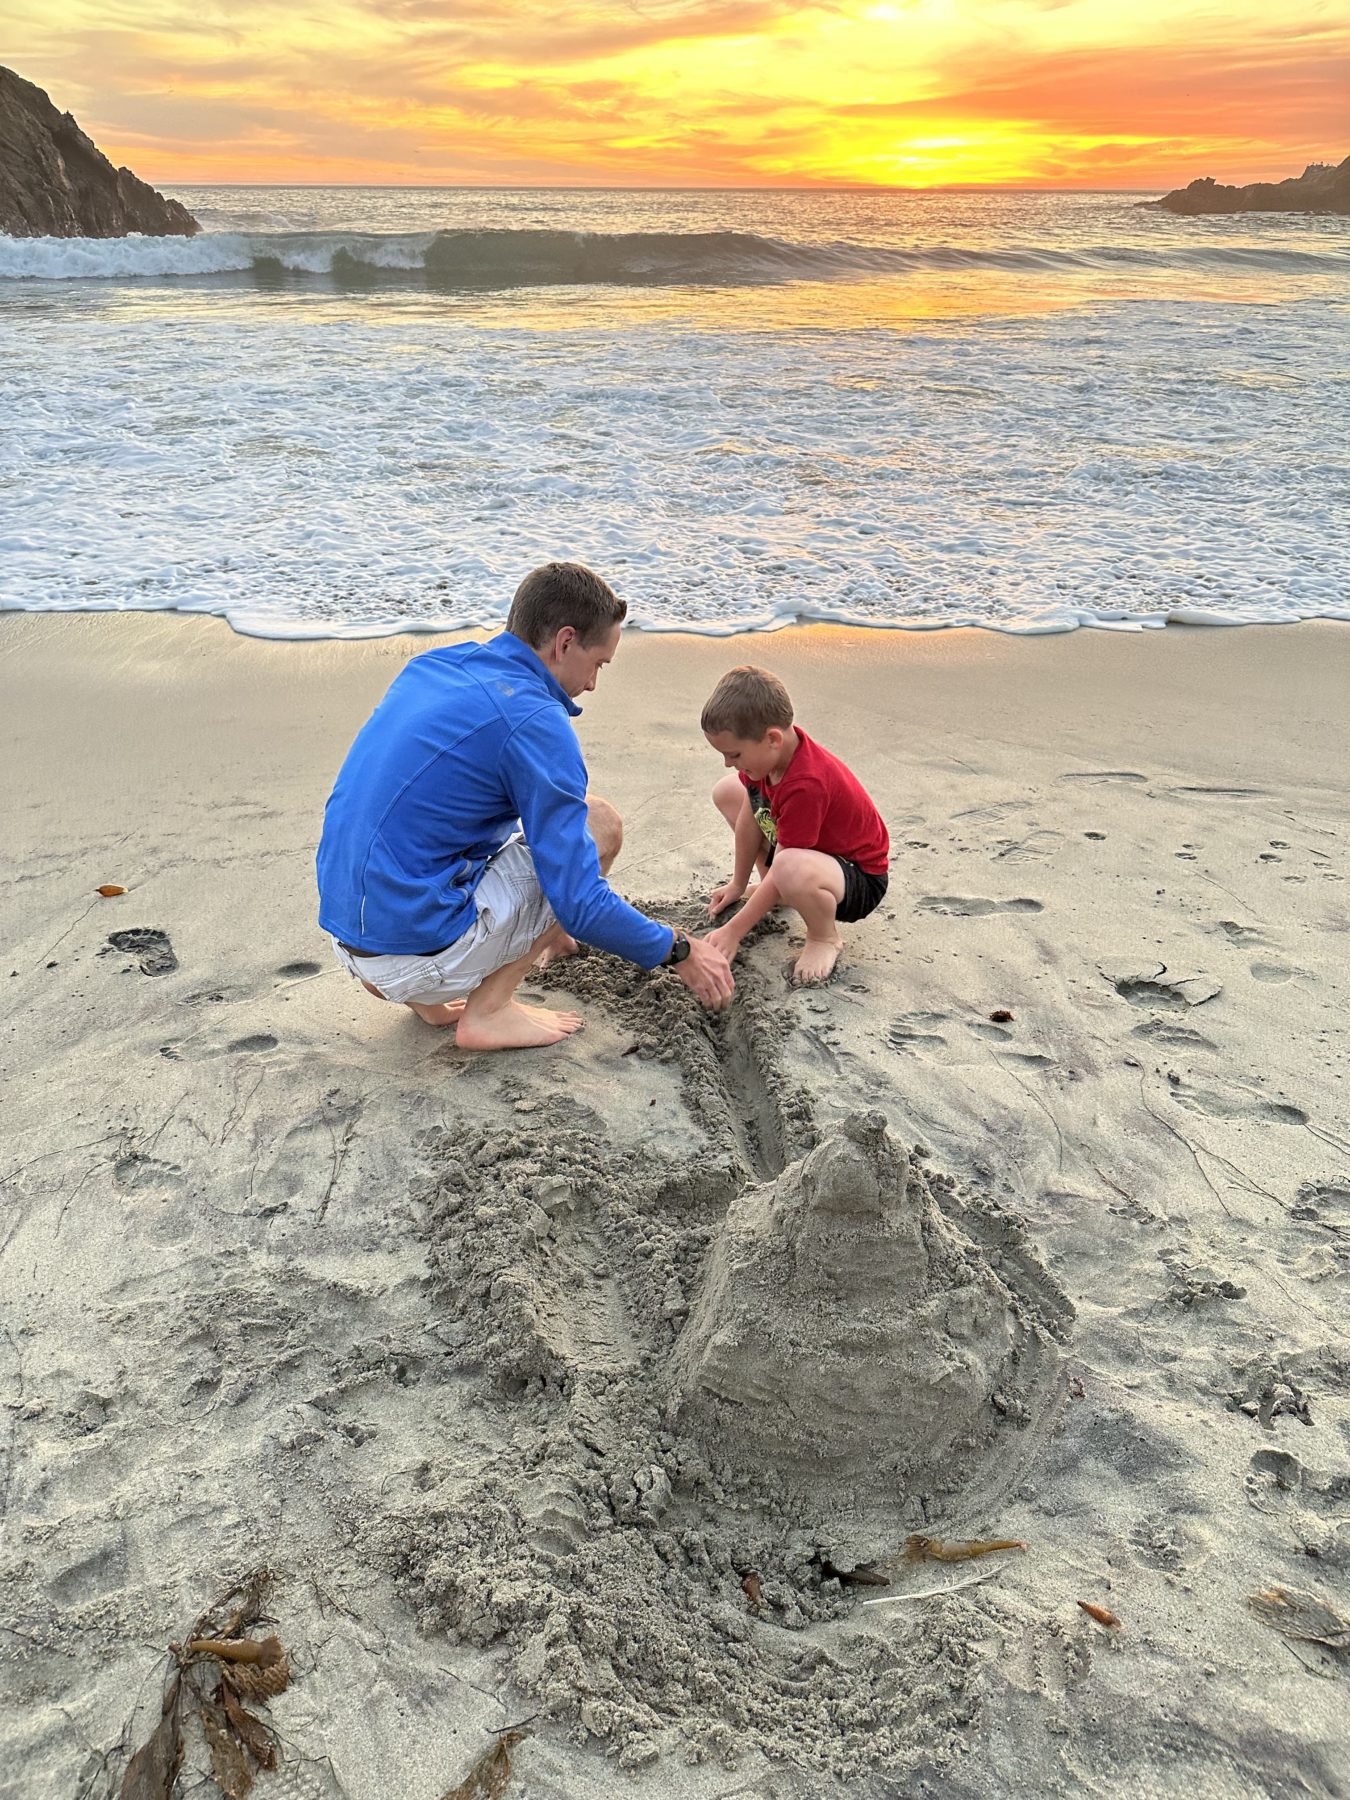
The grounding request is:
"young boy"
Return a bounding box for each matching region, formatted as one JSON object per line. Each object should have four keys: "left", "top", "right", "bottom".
{"left": 700, "top": 665, "right": 890, "bottom": 984}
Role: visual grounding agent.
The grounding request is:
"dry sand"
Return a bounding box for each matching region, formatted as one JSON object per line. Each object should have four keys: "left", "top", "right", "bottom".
{"left": 1, "top": 612, "right": 1348, "bottom": 1799}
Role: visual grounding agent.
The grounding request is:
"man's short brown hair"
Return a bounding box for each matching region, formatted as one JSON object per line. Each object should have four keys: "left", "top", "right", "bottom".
{"left": 506, "top": 562, "right": 626, "bottom": 650}
{"left": 701, "top": 666, "right": 794, "bottom": 740}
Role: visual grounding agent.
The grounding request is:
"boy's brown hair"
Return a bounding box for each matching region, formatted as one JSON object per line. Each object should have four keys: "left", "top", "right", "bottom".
{"left": 507, "top": 561, "right": 626, "bottom": 650}
{"left": 701, "top": 665, "right": 794, "bottom": 740}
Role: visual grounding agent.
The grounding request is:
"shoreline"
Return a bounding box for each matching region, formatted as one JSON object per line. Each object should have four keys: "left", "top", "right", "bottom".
{"left": 3, "top": 611, "right": 1347, "bottom": 1798}
{"left": 7, "top": 606, "right": 1350, "bottom": 646}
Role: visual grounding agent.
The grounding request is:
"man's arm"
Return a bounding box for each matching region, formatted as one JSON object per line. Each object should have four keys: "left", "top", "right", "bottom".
{"left": 503, "top": 709, "right": 732, "bottom": 1006}
{"left": 506, "top": 709, "right": 673, "bottom": 966}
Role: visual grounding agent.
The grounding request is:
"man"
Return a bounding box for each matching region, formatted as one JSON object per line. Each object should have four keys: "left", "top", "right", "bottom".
{"left": 317, "top": 562, "right": 734, "bottom": 1050}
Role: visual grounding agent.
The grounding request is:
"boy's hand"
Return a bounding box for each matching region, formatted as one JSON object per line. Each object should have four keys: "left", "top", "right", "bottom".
{"left": 708, "top": 881, "right": 744, "bottom": 919}
{"left": 703, "top": 923, "right": 741, "bottom": 964}
{"left": 675, "top": 935, "right": 734, "bottom": 1010}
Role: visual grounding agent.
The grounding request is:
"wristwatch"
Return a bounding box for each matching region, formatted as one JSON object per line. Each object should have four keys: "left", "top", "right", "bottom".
{"left": 664, "top": 929, "right": 691, "bottom": 966}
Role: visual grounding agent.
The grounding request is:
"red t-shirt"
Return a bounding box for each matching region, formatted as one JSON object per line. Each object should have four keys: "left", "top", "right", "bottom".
{"left": 740, "top": 728, "right": 889, "bottom": 875}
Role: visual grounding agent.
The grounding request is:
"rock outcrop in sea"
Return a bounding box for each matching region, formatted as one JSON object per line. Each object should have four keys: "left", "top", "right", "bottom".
{"left": 0, "top": 66, "right": 198, "bottom": 238}
{"left": 1154, "top": 156, "right": 1350, "bottom": 216}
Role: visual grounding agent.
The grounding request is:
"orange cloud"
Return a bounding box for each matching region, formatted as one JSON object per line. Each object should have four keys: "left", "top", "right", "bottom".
{"left": 5, "top": 0, "right": 1347, "bottom": 187}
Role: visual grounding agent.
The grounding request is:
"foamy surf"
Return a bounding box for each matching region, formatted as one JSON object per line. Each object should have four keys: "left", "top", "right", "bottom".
{"left": 1, "top": 186, "right": 1346, "bottom": 642}
{"left": 2, "top": 224, "right": 1347, "bottom": 285}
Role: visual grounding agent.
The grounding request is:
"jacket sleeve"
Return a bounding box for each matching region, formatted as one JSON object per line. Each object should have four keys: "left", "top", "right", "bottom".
{"left": 503, "top": 706, "right": 674, "bottom": 969}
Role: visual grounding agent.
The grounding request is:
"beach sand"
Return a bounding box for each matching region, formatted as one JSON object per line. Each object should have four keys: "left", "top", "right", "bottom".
{"left": 1, "top": 612, "right": 1347, "bottom": 1799}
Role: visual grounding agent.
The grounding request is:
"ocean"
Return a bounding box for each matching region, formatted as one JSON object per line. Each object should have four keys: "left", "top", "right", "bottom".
{"left": 1, "top": 186, "right": 1346, "bottom": 641}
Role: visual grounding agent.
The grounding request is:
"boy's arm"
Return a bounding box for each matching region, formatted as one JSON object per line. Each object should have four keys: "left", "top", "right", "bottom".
{"left": 706, "top": 867, "right": 780, "bottom": 956}
{"left": 710, "top": 785, "right": 767, "bottom": 917}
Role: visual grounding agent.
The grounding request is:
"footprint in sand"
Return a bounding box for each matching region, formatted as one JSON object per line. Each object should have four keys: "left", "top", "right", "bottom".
{"left": 1214, "top": 920, "right": 1268, "bottom": 948}
{"left": 916, "top": 895, "right": 1044, "bottom": 917}
{"left": 998, "top": 1050, "right": 1056, "bottom": 1071}
{"left": 1098, "top": 963, "right": 1221, "bottom": 1009}
{"left": 1169, "top": 785, "right": 1271, "bottom": 799}
{"left": 990, "top": 830, "right": 1063, "bottom": 862}
{"left": 1249, "top": 962, "right": 1305, "bottom": 984}
{"left": 113, "top": 1151, "right": 181, "bottom": 1192}
{"left": 888, "top": 1012, "right": 949, "bottom": 1054}
{"left": 227, "top": 1033, "right": 279, "bottom": 1053}
{"left": 103, "top": 928, "right": 178, "bottom": 976}
{"left": 1132, "top": 1018, "right": 1217, "bottom": 1051}
{"left": 968, "top": 1020, "right": 1014, "bottom": 1042}
{"left": 949, "top": 799, "right": 1029, "bottom": 823}
{"left": 1293, "top": 1180, "right": 1350, "bottom": 1224}
{"left": 1169, "top": 1079, "right": 1308, "bottom": 1127}
{"left": 277, "top": 960, "right": 323, "bottom": 978}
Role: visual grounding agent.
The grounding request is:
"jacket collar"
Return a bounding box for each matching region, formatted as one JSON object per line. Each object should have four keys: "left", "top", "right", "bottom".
{"left": 491, "top": 631, "right": 582, "bottom": 718}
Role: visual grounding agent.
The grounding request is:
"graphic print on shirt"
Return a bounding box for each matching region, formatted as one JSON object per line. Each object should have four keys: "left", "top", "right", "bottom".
{"left": 745, "top": 782, "right": 778, "bottom": 848}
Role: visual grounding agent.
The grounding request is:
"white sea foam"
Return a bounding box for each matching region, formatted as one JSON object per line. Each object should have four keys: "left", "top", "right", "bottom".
{"left": 0, "top": 189, "right": 1347, "bottom": 641}
{"left": 0, "top": 232, "right": 257, "bottom": 280}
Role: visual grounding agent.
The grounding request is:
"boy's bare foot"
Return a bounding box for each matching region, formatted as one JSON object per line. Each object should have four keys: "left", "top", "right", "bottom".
{"left": 455, "top": 1001, "right": 583, "bottom": 1051}
{"left": 534, "top": 932, "right": 579, "bottom": 971}
{"left": 792, "top": 936, "right": 843, "bottom": 985}
{"left": 407, "top": 998, "right": 467, "bottom": 1026}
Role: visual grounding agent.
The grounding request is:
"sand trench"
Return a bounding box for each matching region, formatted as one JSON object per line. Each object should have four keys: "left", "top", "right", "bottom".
{"left": 387, "top": 931, "right": 1074, "bottom": 1780}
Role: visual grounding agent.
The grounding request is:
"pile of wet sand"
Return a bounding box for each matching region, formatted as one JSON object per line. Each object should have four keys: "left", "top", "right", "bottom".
{"left": 388, "top": 944, "right": 1072, "bottom": 1777}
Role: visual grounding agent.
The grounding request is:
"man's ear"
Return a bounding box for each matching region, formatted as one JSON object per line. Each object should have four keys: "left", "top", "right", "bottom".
{"left": 551, "top": 626, "right": 576, "bottom": 661}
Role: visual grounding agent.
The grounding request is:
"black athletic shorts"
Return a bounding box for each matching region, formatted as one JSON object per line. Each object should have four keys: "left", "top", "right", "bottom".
{"left": 831, "top": 856, "right": 889, "bottom": 923}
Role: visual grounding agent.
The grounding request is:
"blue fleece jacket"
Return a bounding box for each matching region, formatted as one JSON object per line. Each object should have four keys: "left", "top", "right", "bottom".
{"left": 316, "top": 632, "right": 674, "bottom": 967}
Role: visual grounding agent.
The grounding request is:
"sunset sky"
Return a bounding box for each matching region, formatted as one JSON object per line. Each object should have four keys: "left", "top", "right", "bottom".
{"left": 8, "top": 0, "right": 1348, "bottom": 189}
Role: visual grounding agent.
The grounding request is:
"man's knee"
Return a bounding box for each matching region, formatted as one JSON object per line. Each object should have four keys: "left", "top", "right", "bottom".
{"left": 587, "top": 794, "right": 623, "bottom": 865}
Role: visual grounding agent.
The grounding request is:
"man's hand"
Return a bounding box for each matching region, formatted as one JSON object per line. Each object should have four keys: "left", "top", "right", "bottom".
{"left": 674, "top": 934, "right": 734, "bottom": 1009}
{"left": 708, "top": 881, "right": 744, "bottom": 920}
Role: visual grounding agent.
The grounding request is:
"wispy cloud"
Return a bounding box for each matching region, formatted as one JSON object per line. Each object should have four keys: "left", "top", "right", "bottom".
{"left": 6, "top": 0, "right": 1346, "bottom": 185}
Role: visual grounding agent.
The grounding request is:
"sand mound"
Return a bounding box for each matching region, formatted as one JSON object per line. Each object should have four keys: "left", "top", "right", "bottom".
{"left": 671, "top": 1110, "right": 1067, "bottom": 1526}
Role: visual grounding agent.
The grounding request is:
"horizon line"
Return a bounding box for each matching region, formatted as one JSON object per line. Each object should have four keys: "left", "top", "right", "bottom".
{"left": 163, "top": 180, "right": 1169, "bottom": 194}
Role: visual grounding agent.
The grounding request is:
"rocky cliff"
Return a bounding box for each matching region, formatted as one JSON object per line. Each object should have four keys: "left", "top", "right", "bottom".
{"left": 0, "top": 67, "right": 198, "bottom": 238}
{"left": 1155, "top": 156, "right": 1350, "bottom": 216}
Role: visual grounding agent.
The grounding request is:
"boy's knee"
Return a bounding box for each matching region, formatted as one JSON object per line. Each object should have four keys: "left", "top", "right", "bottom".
{"left": 771, "top": 847, "right": 806, "bottom": 889}
{"left": 772, "top": 848, "right": 827, "bottom": 897}
{"left": 586, "top": 794, "right": 623, "bottom": 863}
{"left": 712, "top": 773, "right": 743, "bottom": 815}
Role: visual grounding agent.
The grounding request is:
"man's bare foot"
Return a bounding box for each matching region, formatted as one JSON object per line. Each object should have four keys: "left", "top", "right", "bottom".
{"left": 792, "top": 936, "right": 843, "bottom": 985}
{"left": 455, "top": 1001, "right": 584, "bottom": 1051}
{"left": 407, "top": 998, "right": 467, "bottom": 1026}
{"left": 534, "top": 932, "right": 579, "bottom": 972}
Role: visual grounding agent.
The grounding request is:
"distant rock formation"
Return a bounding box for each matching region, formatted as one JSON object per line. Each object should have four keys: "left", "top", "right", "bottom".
{"left": 0, "top": 67, "right": 198, "bottom": 238}
{"left": 1154, "top": 156, "right": 1350, "bottom": 216}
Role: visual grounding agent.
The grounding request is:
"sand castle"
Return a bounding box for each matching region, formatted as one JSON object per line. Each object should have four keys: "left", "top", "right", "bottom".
{"left": 671, "top": 1111, "right": 1065, "bottom": 1511}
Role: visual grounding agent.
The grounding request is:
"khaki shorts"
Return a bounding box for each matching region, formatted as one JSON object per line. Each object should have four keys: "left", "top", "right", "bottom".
{"left": 332, "top": 836, "right": 555, "bottom": 1005}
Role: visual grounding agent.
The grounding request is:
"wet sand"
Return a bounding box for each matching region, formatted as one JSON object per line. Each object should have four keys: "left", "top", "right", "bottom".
{"left": 2, "top": 613, "right": 1347, "bottom": 1799}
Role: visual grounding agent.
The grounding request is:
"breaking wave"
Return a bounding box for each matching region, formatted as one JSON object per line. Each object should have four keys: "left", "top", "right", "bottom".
{"left": 2, "top": 225, "right": 1348, "bottom": 287}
